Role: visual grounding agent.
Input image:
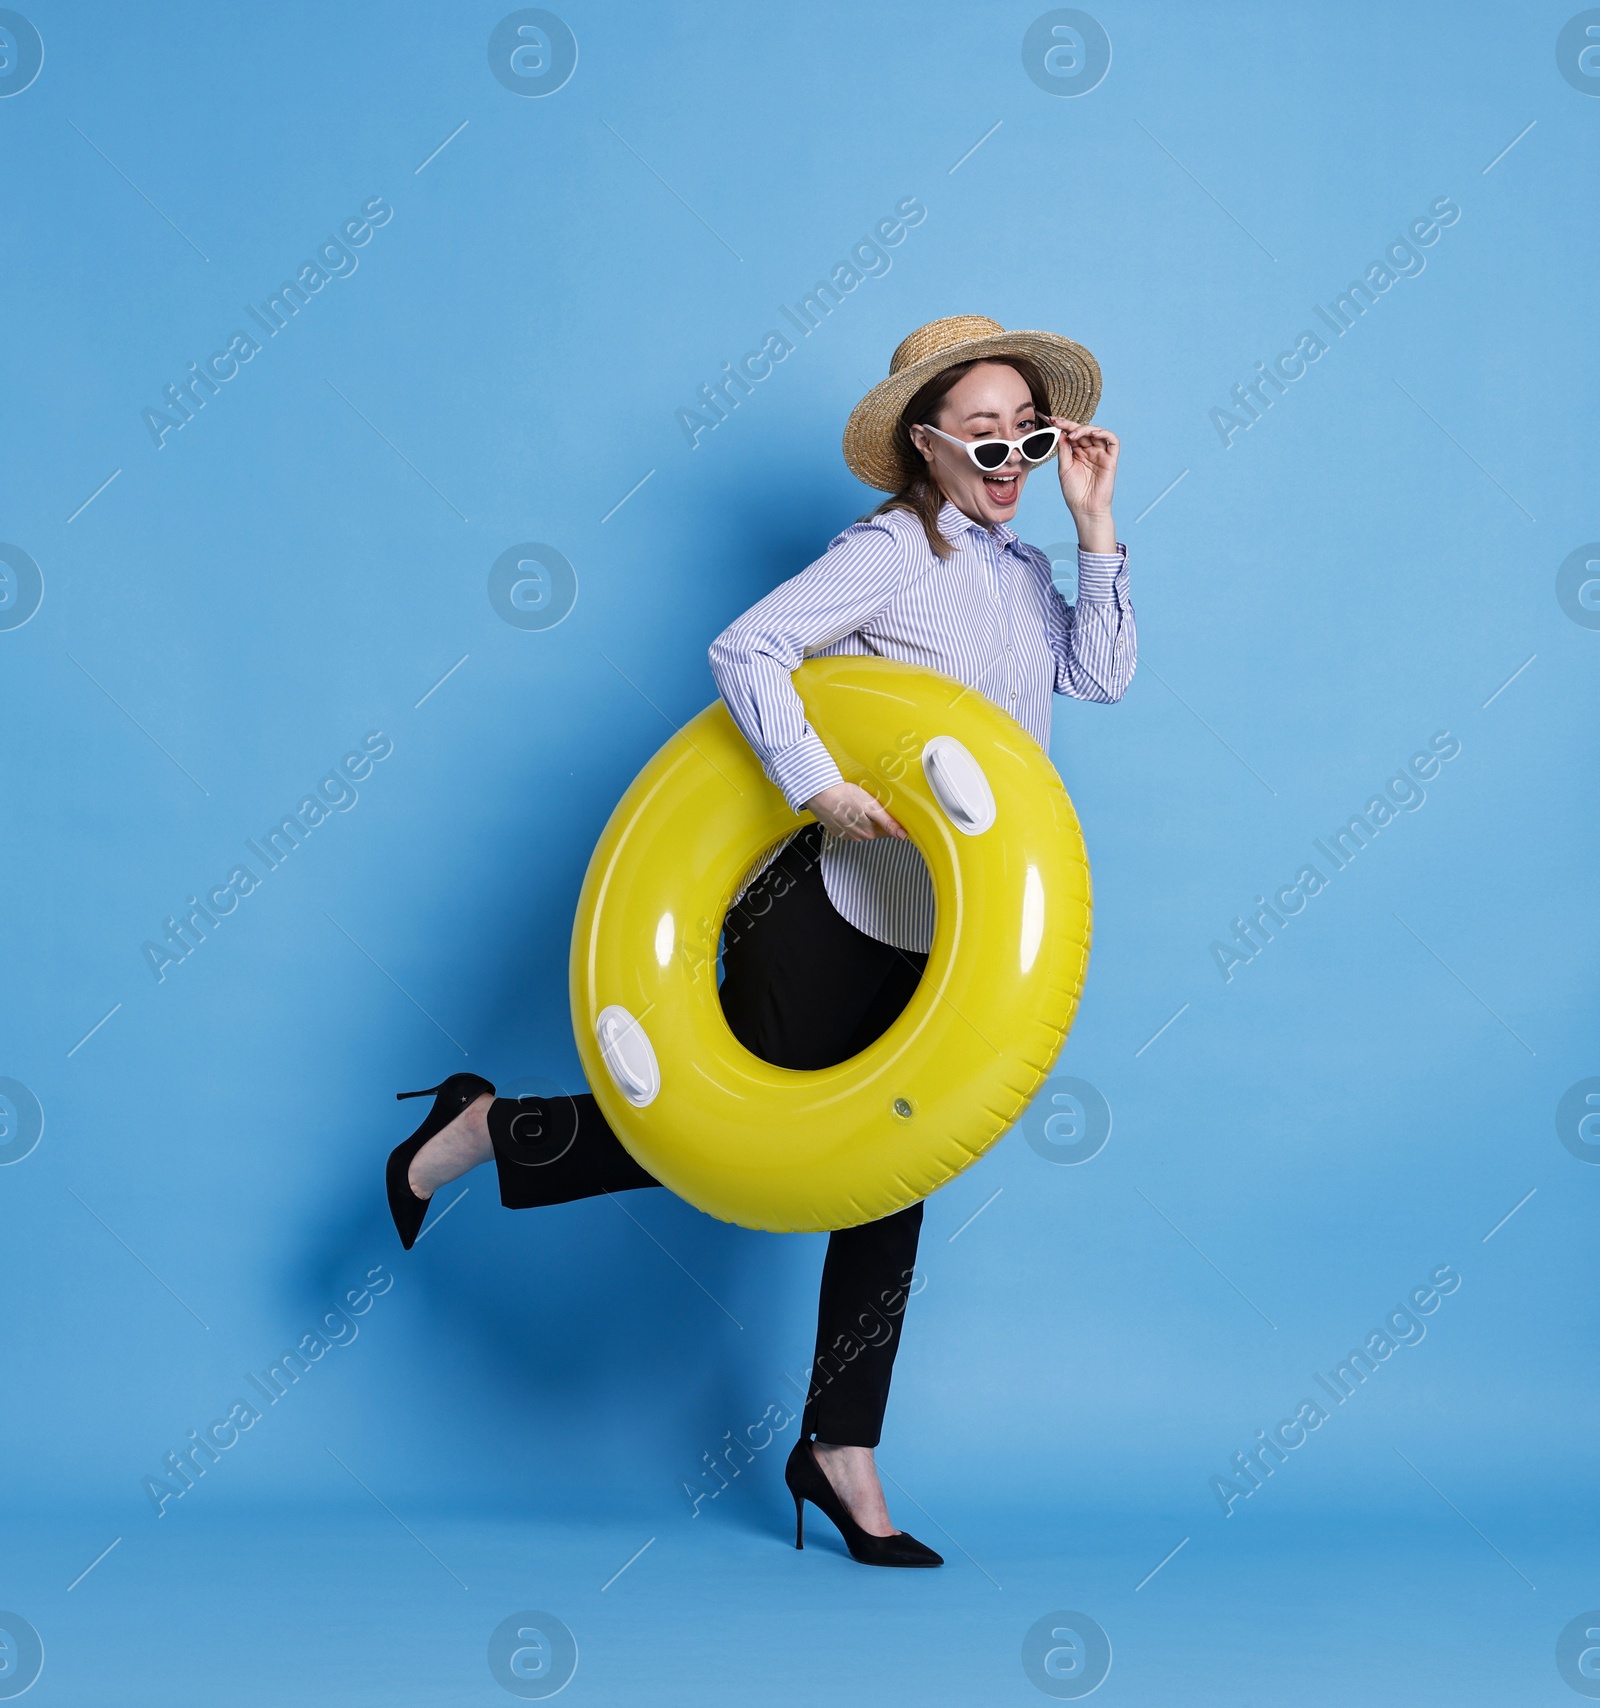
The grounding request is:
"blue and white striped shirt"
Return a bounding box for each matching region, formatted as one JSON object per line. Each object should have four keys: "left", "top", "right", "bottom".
{"left": 707, "top": 499, "right": 1136, "bottom": 952}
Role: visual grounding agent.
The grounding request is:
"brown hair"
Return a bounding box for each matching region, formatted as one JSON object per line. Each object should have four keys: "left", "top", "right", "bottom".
{"left": 863, "top": 356, "right": 1053, "bottom": 558}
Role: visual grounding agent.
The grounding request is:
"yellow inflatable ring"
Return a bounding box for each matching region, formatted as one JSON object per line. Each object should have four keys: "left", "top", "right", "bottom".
{"left": 569, "top": 655, "right": 1093, "bottom": 1233}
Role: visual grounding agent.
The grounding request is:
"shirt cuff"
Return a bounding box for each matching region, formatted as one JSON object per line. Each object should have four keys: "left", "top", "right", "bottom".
{"left": 765, "top": 733, "right": 844, "bottom": 815}
{"left": 1075, "top": 542, "right": 1127, "bottom": 603}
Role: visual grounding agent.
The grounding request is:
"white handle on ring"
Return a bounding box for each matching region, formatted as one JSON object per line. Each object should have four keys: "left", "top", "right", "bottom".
{"left": 596, "top": 1004, "right": 660, "bottom": 1106}
{"left": 922, "top": 736, "right": 996, "bottom": 835}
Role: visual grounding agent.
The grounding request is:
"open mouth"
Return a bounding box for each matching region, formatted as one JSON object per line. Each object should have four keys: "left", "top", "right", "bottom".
{"left": 982, "top": 474, "right": 1018, "bottom": 504}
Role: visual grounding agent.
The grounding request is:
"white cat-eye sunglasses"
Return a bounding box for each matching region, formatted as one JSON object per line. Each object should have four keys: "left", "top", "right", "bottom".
{"left": 917, "top": 421, "right": 1063, "bottom": 471}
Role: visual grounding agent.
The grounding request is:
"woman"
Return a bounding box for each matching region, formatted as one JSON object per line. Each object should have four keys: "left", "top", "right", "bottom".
{"left": 383, "top": 315, "right": 1136, "bottom": 1567}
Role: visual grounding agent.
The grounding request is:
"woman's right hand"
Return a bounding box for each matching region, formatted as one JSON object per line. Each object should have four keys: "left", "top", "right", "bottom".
{"left": 804, "top": 781, "right": 907, "bottom": 842}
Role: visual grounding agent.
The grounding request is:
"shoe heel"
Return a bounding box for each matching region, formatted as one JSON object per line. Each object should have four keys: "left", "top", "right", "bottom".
{"left": 396, "top": 1082, "right": 448, "bottom": 1102}
{"left": 793, "top": 1492, "right": 805, "bottom": 1550}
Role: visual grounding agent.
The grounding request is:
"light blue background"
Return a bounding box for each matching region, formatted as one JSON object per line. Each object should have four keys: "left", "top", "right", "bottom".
{"left": 2, "top": 2, "right": 1596, "bottom": 1703}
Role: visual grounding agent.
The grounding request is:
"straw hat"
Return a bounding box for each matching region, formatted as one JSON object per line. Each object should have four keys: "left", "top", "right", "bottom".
{"left": 842, "top": 315, "right": 1102, "bottom": 492}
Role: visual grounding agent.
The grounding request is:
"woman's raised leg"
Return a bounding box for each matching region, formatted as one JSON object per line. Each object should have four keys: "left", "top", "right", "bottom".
{"left": 408, "top": 1089, "right": 661, "bottom": 1207}
{"left": 485, "top": 1090, "right": 659, "bottom": 1208}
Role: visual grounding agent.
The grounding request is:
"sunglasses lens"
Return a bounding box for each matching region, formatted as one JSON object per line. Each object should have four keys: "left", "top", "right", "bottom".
{"left": 972, "top": 440, "right": 1011, "bottom": 470}
{"left": 1020, "top": 430, "right": 1058, "bottom": 462}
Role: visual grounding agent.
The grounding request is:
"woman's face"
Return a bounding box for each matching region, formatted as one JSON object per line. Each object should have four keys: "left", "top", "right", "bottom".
{"left": 908, "top": 362, "right": 1041, "bottom": 528}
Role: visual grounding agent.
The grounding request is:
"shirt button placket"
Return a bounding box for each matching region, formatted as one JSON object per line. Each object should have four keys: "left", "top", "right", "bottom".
{"left": 996, "top": 539, "right": 1018, "bottom": 709}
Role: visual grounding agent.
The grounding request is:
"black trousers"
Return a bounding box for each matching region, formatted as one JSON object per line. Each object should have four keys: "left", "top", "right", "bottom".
{"left": 487, "top": 825, "right": 927, "bottom": 1448}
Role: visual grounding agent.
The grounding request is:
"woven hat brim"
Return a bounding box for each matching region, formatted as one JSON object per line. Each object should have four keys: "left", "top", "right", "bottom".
{"left": 843, "top": 330, "right": 1102, "bottom": 492}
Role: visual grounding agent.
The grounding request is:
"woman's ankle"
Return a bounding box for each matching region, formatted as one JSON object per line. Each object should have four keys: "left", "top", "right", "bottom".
{"left": 407, "top": 1094, "right": 494, "bottom": 1197}
{"left": 810, "top": 1442, "right": 896, "bottom": 1536}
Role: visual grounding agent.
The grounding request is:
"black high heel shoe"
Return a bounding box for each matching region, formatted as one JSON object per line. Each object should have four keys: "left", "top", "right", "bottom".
{"left": 385, "top": 1073, "right": 496, "bottom": 1250}
{"left": 783, "top": 1438, "right": 943, "bottom": 1567}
